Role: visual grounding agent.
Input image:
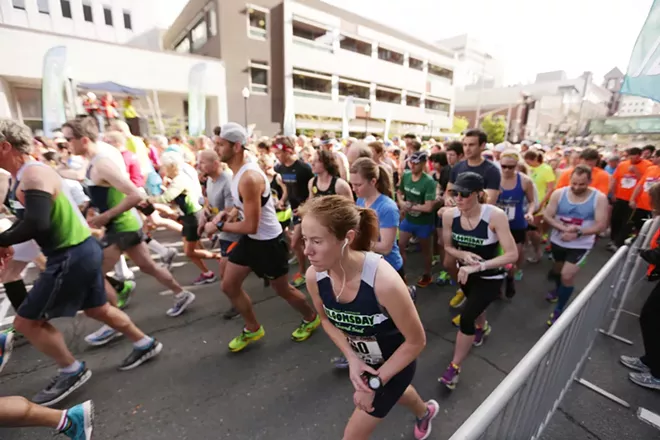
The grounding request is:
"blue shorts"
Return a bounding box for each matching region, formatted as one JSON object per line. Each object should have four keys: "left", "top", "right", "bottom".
{"left": 18, "top": 237, "right": 106, "bottom": 321}
{"left": 219, "top": 239, "right": 237, "bottom": 258}
{"left": 400, "top": 218, "right": 434, "bottom": 239}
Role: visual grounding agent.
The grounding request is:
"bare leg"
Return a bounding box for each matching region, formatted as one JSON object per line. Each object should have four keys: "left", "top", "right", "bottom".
{"left": 342, "top": 407, "right": 381, "bottom": 440}
{"left": 291, "top": 225, "right": 307, "bottom": 274}
{"left": 398, "top": 231, "right": 412, "bottom": 268}
{"left": 126, "top": 244, "right": 183, "bottom": 294}
{"left": 0, "top": 396, "right": 62, "bottom": 428}
{"left": 450, "top": 331, "right": 475, "bottom": 366}
{"left": 269, "top": 275, "right": 316, "bottom": 322}
{"left": 183, "top": 240, "right": 213, "bottom": 272}
{"left": 84, "top": 303, "right": 145, "bottom": 343}
{"left": 397, "top": 385, "right": 428, "bottom": 418}
{"left": 13, "top": 317, "right": 76, "bottom": 368}
{"left": 420, "top": 237, "right": 432, "bottom": 276}
{"left": 221, "top": 262, "right": 260, "bottom": 331}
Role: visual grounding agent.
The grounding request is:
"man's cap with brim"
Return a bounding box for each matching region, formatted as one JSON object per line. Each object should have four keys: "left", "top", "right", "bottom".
{"left": 453, "top": 172, "right": 484, "bottom": 193}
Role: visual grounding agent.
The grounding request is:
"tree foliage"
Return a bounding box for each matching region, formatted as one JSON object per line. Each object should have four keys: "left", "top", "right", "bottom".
{"left": 452, "top": 116, "right": 469, "bottom": 134}
{"left": 481, "top": 115, "right": 506, "bottom": 144}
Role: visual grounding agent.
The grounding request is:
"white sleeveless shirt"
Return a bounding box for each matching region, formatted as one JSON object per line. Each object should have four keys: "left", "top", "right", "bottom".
{"left": 231, "top": 161, "right": 282, "bottom": 240}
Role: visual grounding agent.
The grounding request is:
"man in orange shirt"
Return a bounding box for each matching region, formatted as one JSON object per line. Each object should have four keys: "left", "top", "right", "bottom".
{"left": 555, "top": 148, "right": 611, "bottom": 196}
{"left": 610, "top": 147, "right": 652, "bottom": 250}
{"left": 629, "top": 149, "right": 660, "bottom": 233}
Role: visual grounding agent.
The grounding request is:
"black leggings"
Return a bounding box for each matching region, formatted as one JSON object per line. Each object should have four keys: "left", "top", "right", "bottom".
{"left": 641, "top": 281, "right": 660, "bottom": 377}
{"left": 3, "top": 280, "right": 27, "bottom": 311}
{"left": 459, "top": 276, "right": 503, "bottom": 335}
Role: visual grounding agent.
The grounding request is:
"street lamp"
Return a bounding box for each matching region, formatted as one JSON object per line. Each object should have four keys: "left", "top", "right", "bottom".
{"left": 242, "top": 87, "right": 250, "bottom": 127}
{"left": 364, "top": 103, "right": 371, "bottom": 136}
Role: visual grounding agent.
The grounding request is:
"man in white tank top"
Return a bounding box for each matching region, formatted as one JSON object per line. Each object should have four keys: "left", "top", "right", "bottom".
{"left": 202, "top": 123, "right": 321, "bottom": 353}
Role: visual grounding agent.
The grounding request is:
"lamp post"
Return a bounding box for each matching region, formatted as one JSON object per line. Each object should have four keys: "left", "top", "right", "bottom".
{"left": 364, "top": 103, "right": 371, "bottom": 136}
{"left": 241, "top": 87, "right": 250, "bottom": 127}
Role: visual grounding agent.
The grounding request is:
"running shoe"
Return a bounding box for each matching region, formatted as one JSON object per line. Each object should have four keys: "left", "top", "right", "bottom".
{"left": 117, "top": 280, "right": 137, "bottom": 310}
{"left": 414, "top": 399, "right": 440, "bottom": 440}
{"left": 435, "top": 271, "right": 451, "bottom": 285}
{"left": 290, "top": 272, "right": 306, "bottom": 288}
{"left": 291, "top": 315, "right": 321, "bottom": 342}
{"left": 417, "top": 274, "right": 433, "bottom": 288}
{"left": 546, "top": 309, "right": 561, "bottom": 327}
{"left": 439, "top": 362, "right": 461, "bottom": 390}
{"left": 449, "top": 289, "right": 466, "bottom": 308}
{"left": 0, "top": 332, "right": 14, "bottom": 374}
{"left": 473, "top": 322, "right": 491, "bottom": 347}
{"left": 431, "top": 255, "right": 440, "bottom": 267}
{"left": 33, "top": 363, "right": 92, "bottom": 407}
{"left": 451, "top": 314, "right": 461, "bottom": 328}
{"left": 545, "top": 290, "right": 558, "bottom": 303}
{"left": 61, "top": 400, "right": 94, "bottom": 440}
{"left": 620, "top": 355, "right": 651, "bottom": 373}
{"left": 222, "top": 306, "right": 240, "bottom": 320}
{"left": 193, "top": 272, "right": 217, "bottom": 285}
{"left": 162, "top": 247, "right": 178, "bottom": 271}
{"left": 331, "top": 355, "right": 350, "bottom": 369}
{"left": 84, "top": 325, "right": 121, "bottom": 347}
{"left": 629, "top": 372, "right": 660, "bottom": 390}
{"left": 167, "top": 291, "right": 196, "bottom": 317}
{"left": 606, "top": 243, "right": 618, "bottom": 253}
{"left": 118, "top": 339, "right": 163, "bottom": 371}
{"left": 514, "top": 269, "right": 523, "bottom": 281}
{"left": 504, "top": 277, "right": 516, "bottom": 299}
{"left": 228, "top": 326, "right": 265, "bottom": 352}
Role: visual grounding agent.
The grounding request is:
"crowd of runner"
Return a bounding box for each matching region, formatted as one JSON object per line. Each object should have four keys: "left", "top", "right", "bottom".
{"left": 0, "top": 115, "right": 656, "bottom": 439}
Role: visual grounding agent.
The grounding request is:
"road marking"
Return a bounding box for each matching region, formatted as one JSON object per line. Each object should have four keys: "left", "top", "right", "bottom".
{"left": 638, "top": 407, "right": 660, "bottom": 430}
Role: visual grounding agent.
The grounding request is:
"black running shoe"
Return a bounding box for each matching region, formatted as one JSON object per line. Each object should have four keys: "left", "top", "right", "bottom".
{"left": 32, "top": 363, "right": 92, "bottom": 407}
{"left": 222, "top": 306, "right": 240, "bottom": 320}
{"left": 118, "top": 339, "right": 163, "bottom": 371}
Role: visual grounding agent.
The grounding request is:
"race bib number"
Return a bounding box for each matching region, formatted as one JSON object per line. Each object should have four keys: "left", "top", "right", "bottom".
{"left": 347, "top": 335, "right": 383, "bottom": 365}
{"left": 502, "top": 204, "right": 515, "bottom": 221}
{"left": 559, "top": 216, "right": 583, "bottom": 226}
{"left": 621, "top": 176, "right": 637, "bottom": 189}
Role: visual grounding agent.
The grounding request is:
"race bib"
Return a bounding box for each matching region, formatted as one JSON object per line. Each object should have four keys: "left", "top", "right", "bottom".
{"left": 502, "top": 204, "right": 516, "bottom": 221}
{"left": 559, "top": 216, "right": 583, "bottom": 226}
{"left": 347, "top": 335, "right": 383, "bottom": 365}
{"left": 621, "top": 176, "right": 637, "bottom": 189}
{"left": 210, "top": 207, "right": 219, "bottom": 215}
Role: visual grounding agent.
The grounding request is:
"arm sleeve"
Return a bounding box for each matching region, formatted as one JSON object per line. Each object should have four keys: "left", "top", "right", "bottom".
{"left": 0, "top": 190, "right": 53, "bottom": 247}
{"left": 155, "top": 175, "right": 186, "bottom": 204}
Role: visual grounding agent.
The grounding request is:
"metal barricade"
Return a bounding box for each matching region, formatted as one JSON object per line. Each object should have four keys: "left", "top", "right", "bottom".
{"left": 449, "top": 246, "right": 628, "bottom": 440}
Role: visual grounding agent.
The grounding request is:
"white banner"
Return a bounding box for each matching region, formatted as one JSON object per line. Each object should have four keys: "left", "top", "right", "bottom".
{"left": 188, "top": 63, "right": 208, "bottom": 136}
{"left": 41, "top": 46, "right": 67, "bottom": 137}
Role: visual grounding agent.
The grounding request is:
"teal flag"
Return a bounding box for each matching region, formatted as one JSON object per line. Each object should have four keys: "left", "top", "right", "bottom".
{"left": 188, "top": 63, "right": 208, "bottom": 136}
{"left": 621, "top": 0, "right": 660, "bottom": 102}
{"left": 41, "top": 46, "right": 67, "bottom": 137}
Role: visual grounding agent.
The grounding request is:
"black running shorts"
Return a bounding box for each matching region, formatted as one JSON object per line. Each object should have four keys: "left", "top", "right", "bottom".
{"left": 228, "top": 233, "right": 289, "bottom": 280}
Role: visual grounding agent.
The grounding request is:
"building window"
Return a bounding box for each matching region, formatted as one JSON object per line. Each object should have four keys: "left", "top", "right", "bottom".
{"left": 250, "top": 61, "right": 269, "bottom": 94}
{"left": 293, "top": 69, "right": 332, "bottom": 97}
{"left": 191, "top": 19, "right": 208, "bottom": 51}
{"left": 409, "top": 57, "right": 424, "bottom": 71}
{"left": 12, "top": 0, "right": 25, "bottom": 10}
{"left": 60, "top": 0, "right": 72, "bottom": 18}
{"left": 248, "top": 6, "right": 267, "bottom": 39}
{"left": 378, "top": 47, "right": 404, "bottom": 65}
{"left": 292, "top": 19, "right": 332, "bottom": 51}
{"left": 338, "top": 78, "right": 370, "bottom": 100}
{"left": 15, "top": 87, "right": 43, "bottom": 122}
{"left": 376, "top": 86, "right": 402, "bottom": 103}
{"left": 175, "top": 36, "right": 191, "bottom": 54}
{"left": 207, "top": 4, "right": 217, "bottom": 37}
{"left": 123, "top": 10, "right": 132, "bottom": 30}
{"left": 428, "top": 64, "right": 453, "bottom": 82}
{"left": 82, "top": 2, "right": 93, "bottom": 22}
{"left": 406, "top": 93, "right": 421, "bottom": 107}
{"left": 37, "top": 0, "right": 49, "bottom": 14}
{"left": 103, "top": 6, "right": 112, "bottom": 25}
{"left": 426, "top": 98, "right": 450, "bottom": 113}
{"left": 340, "top": 36, "right": 371, "bottom": 56}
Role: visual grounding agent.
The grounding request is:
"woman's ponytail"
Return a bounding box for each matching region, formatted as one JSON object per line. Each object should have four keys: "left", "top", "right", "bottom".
{"left": 352, "top": 208, "right": 379, "bottom": 251}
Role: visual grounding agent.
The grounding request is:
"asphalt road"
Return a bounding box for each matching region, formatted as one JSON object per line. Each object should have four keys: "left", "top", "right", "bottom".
{"left": 0, "top": 231, "right": 633, "bottom": 440}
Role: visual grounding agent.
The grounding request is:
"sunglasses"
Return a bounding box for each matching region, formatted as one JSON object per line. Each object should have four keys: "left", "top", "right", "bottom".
{"left": 501, "top": 164, "right": 517, "bottom": 170}
{"left": 448, "top": 189, "right": 473, "bottom": 198}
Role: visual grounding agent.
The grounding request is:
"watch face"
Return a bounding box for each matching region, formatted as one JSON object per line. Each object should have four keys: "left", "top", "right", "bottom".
{"left": 369, "top": 377, "right": 380, "bottom": 389}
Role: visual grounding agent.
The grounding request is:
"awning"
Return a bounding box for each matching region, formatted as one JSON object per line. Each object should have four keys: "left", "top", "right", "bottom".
{"left": 77, "top": 81, "right": 146, "bottom": 96}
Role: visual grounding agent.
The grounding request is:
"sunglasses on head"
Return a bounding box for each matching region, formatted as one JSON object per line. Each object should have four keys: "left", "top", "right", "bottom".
{"left": 448, "top": 189, "right": 473, "bottom": 198}
{"left": 501, "top": 164, "right": 517, "bottom": 170}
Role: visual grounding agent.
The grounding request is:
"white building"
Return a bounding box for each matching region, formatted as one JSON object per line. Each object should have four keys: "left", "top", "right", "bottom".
{"left": 437, "top": 33, "right": 504, "bottom": 90}
{"left": 0, "top": 0, "right": 226, "bottom": 135}
{"left": 617, "top": 95, "right": 660, "bottom": 117}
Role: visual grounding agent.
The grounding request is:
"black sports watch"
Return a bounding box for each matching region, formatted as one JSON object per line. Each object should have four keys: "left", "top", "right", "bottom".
{"left": 363, "top": 373, "right": 382, "bottom": 391}
{"left": 216, "top": 221, "right": 225, "bottom": 232}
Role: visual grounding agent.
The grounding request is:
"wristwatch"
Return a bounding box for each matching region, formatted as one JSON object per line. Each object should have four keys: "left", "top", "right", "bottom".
{"left": 364, "top": 373, "right": 382, "bottom": 391}
{"left": 216, "top": 221, "right": 225, "bottom": 232}
{"left": 576, "top": 229, "right": 583, "bottom": 238}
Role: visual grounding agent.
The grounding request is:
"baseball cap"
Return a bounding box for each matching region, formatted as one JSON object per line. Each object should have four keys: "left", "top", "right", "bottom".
{"left": 272, "top": 141, "right": 295, "bottom": 153}
{"left": 452, "top": 172, "right": 484, "bottom": 194}
{"left": 409, "top": 150, "right": 429, "bottom": 164}
{"left": 219, "top": 122, "right": 248, "bottom": 146}
{"left": 494, "top": 142, "right": 509, "bottom": 153}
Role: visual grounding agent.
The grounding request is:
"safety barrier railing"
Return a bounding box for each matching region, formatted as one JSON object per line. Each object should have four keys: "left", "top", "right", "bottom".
{"left": 448, "top": 246, "right": 628, "bottom": 440}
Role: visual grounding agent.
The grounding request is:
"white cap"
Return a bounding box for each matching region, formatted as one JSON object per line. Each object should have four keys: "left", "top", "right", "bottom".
{"left": 364, "top": 135, "right": 376, "bottom": 143}
{"left": 219, "top": 122, "right": 248, "bottom": 146}
{"left": 494, "top": 143, "right": 508, "bottom": 152}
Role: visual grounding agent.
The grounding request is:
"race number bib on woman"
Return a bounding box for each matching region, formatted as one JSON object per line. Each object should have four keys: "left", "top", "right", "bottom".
{"left": 347, "top": 335, "right": 383, "bottom": 365}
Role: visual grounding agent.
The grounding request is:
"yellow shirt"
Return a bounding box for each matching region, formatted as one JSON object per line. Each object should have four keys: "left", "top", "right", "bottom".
{"left": 125, "top": 136, "right": 152, "bottom": 175}
{"left": 529, "top": 163, "right": 556, "bottom": 202}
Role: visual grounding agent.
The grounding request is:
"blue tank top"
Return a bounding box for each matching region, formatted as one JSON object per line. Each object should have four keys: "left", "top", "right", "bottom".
{"left": 550, "top": 187, "right": 598, "bottom": 249}
{"left": 497, "top": 173, "right": 527, "bottom": 230}
{"left": 316, "top": 252, "right": 404, "bottom": 366}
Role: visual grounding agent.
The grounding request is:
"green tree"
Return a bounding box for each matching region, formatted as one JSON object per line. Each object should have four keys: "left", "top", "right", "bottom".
{"left": 481, "top": 114, "right": 506, "bottom": 144}
{"left": 451, "top": 115, "right": 469, "bottom": 134}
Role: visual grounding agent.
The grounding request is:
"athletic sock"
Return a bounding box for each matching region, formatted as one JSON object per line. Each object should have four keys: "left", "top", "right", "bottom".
{"left": 134, "top": 336, "right": 154, "bottom": 349}
{"left": 114, "top": 255, "right": 132, "bottom": 279}
{"left": 555, "top": 283, "right": 575, "bottom": 312}
{"left": 59, "top": 360, "right": 82, "bottom": 375}
{"left": 3, "top": 280, "right": 27, "bottom": 311}
{"left": 57, "top": 410, "right": 70, "bottom": 432}
{"left": 105, "top": 276, "right": 125, "bottom": 292}
{"left": 148, "top": 239, "right": 169, "bottom": 258}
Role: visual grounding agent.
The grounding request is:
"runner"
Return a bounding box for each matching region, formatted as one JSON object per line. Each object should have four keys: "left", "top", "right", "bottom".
{"left": 0, "top": 119, "right": 161, "bottom": 406}
{"left": 438, "top": 172, "right": 517, "bottom": 390}
{"left": 300, "top": 195, "right": 438, "bottom": 440}
{"left": 629, "top": 150, "right": 660, "bottom": 235}
{"left": 497, "top": 150, "right": 536, "bottom": 297}
{"left": 258, "top": 153, "right": 291, "bottom": 232}
{"left": 272, "top": 136, "right": 314, "bottom": 288}
{"left": 204, "top": 123, "right": 320, "bottom": 352}
{"left": 198, "top": 149, "right": 241, "bottom": 320}
{"left": 397, "top": 151, "right": 437, "bottom": 287}
{"left": 524, "top": 149, "right": 556, "bottom": 263}
{"left": 543, "top": 165, "right": 608, "bottom": 326}
{"left": 309, "top": 149, "right": 353, "bottom": 199}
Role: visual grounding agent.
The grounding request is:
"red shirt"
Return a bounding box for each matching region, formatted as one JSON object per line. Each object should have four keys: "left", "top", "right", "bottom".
{"left": 121, "top": 150, "right": 144, "bottom": 188}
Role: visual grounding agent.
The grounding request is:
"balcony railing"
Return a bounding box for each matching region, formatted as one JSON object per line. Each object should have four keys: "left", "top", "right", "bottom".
{"left": 292, "top": 36, "right": 333, "bottom": 53}
{"left": 293, "top": 89, "right": 333, "bottom": 100}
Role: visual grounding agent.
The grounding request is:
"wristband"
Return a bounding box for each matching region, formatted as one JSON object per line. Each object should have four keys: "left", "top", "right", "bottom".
{"left": 216, "top": 221, "right": 225, "bottom": 231}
